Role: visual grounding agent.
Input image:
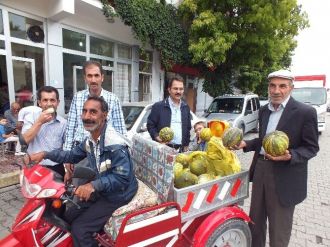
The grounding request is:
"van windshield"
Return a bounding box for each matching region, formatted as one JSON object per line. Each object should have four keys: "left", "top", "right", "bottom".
{"left": 207, "top": 98, "right": 244, "bottom": 114}
{"left": 292, "top": 88, "right": 327, "bottom": 106}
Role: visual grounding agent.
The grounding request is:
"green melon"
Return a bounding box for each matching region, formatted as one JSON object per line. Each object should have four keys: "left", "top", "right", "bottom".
{"left": 197, "top": 173, "right": 215, "bottom": 184}
{"left": 200, "top": 128, "right": 212, "bottom": 142}
{"left": 173, "top": 162, "right": 183, "bottom": 178}
{"left": 190, "top": 159, "right": 207, "bottom": 176}
{"left": 222, "top": 127, "right": 243, "bottom": 148}
{"left": 262, "top": 130, "right": 289, "bottom": 156}
{"left": 159, "top": 127, "right": 174, "bottom": 142}
{"left": 175, "top": 153, "right": 190, "bottom": 168}
{"left": 174, "top": 170, "right": 198, "bottom": 189}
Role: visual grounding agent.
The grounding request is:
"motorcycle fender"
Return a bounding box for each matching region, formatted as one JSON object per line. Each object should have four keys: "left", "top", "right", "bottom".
{"left": 192, "top": 206, "right": 251, "bottom": 247}
{"left": 0, "top": 233, "right": 23, "bottom": 247}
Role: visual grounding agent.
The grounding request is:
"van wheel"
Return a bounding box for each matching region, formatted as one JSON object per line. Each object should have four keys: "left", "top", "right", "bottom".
{"left": 205, "top": 219, "right": 251, "bottom": 247}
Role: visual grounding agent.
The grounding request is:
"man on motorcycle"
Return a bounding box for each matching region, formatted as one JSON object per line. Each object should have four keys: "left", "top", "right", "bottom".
{"left": 27, "top": 95, "right": 138, "bottom": 247}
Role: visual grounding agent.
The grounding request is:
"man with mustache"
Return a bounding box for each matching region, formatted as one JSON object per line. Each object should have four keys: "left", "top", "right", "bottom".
{"left": 27, "top": 96, "right": 138, "bottom": 247}
{"left": 235, "top": 69, "right": 319, "bottom": 247}
{"left": 147, "top": 76, "right": 191, "bottom": 152}
{"left": 21, "top": 86, "right": 67, "bottom": 177}
{"left": 63, "top": 60, "right": 126, "bottom": 182}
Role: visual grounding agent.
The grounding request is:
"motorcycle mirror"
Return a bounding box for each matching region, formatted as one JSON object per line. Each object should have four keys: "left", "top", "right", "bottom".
{"left": 73, "top": 167, "right": 96, "bottom": 180}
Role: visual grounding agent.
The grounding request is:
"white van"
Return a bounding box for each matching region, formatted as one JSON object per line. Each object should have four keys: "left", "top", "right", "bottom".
{"left": 203, "top": 94, "right": 260, "bottom": 134}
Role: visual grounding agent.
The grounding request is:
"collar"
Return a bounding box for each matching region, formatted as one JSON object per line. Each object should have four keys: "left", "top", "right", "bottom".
{"left": 87, "top": 88, "right": 104, "bottom": 97}
{"left": 168, "top": 96, "right": 181, "bottom": 108}
{"left": 268, "top": 95, "right": 291, "bottom": 112}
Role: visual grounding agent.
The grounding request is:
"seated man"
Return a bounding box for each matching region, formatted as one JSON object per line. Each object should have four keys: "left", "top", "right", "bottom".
{"left": 27, "top": 96, "right": 138, "bottom": 247}
{"left": 4, "top": 102, "right": 21, "bottom": 135}
{"left": 0, "top": 116, "right": 23, "bottom": 155}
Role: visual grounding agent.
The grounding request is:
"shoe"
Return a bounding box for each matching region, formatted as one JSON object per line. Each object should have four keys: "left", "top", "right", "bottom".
{"left": 15, "top": 152, "right": 25, "bottom": 156}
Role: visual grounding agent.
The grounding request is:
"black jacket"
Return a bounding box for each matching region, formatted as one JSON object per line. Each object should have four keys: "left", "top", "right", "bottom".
{"left": 147, "top": 98, "right": 191, "bottom": 147}
{"left": 244, "top": 97, "right": 319, "bottom": 207}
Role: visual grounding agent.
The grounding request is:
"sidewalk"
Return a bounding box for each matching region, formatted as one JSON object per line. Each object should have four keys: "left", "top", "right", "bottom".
{"left": 0, "top": 153, "right": 22, "bottom": 188}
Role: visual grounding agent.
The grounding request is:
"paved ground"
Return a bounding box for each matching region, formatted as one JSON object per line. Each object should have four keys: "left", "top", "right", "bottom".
{"left": 0, "top": 113, "right": 329, "bottom": 246}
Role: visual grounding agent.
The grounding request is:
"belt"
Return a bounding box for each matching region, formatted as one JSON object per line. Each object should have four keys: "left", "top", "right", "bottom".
{"left": 167, "top": 144, "right": 181, "bottom": 149}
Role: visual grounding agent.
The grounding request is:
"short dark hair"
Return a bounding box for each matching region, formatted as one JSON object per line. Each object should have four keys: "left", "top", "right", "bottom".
{"left": 85, "top": 96, "right": 108, "bottom": 112}
{"left": 168, "top": 75, "right": 184, "bottom": 88}
{"left": 83, "top": 60, "right": 103, "bottom": 75}
{"left": 37, "top": 86, "right": 59, "bottom": 100}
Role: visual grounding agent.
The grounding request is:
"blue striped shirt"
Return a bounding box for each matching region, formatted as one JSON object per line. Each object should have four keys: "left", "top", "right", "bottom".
{"left": 63, "top": 89, "right": 126, "bottom": 151}
{"left": 24, "top": 115, "right": 67, "bottom": 166}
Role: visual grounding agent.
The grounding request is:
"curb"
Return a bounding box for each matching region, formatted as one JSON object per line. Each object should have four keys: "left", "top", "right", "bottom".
{"left": 0, "top": 170, "right": 20, "bottom": 188}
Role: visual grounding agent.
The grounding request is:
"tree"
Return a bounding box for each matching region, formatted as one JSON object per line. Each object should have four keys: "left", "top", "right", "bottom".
{"left": 178, "top": 0, "right": 308, "bottom": 97}
{"left": 102, "top": 0, "right": 190, "bottom": 69}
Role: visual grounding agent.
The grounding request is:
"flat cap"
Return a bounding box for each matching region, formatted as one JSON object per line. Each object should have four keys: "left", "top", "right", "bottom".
{"left": 267, "top": 69, "right": 294, "bottom": 80}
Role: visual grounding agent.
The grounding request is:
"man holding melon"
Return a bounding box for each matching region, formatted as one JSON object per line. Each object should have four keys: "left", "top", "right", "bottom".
{"left": 147, "top": 75, "right": 191, "bottom": 152}
{"left": 235, "top": 69, "right": 319, "bottom": 247}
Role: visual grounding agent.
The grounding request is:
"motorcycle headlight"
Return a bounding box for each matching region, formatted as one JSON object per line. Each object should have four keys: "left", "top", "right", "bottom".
{"left": 37, "top": 189, "right": 57, "bottom": 198}
{"left": 21, "top": 176, "right": 41, "bottom": 198}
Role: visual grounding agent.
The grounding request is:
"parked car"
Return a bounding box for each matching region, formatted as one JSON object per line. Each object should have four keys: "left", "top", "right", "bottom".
{"left": 203, "top": 94, "right": 260, "bottom": 134}
{"left": 122, "top": 102, "right": 199, "bottom": 141}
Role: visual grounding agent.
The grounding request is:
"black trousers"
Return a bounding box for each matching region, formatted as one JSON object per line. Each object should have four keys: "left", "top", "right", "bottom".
{"left": 65, "top": 196, "right": 125, "bottom": 247}
{"left": 249, "top": 158, "right": 295, "bottom": 247}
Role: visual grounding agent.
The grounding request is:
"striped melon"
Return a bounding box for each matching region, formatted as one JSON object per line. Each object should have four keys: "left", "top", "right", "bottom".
{"left": 222, "top": 127, "right": 243, "bottom": 148}
{"left": 262, "top": 130, "right": 289, "bottom": 156}
{"left": 159, "top": 127, "right": 174, "bottom": 142}
{"left": 200, "top": 128, "right": 212, "bottom": 141}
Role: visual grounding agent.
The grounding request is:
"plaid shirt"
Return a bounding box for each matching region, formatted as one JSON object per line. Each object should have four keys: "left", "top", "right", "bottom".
{"left": 63, "top": 89, "right": 126, "bottom": 151}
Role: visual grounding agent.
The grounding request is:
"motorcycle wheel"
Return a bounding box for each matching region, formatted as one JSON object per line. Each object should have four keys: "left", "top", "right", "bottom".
{"left": 206, "top": 218, "right": 251, "bottom": 247}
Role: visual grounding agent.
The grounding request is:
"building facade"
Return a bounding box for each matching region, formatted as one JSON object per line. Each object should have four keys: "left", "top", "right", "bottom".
{"left": 0, "top": 0, "right": 211, "bottom": 117}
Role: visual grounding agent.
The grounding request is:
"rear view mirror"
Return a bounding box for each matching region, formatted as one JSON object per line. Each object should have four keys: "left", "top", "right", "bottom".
{"left": 139, "top": 123, "right": 148, "bottom": 133}
{"left": 245, "top": 110, "right": 252, "bottom": 115}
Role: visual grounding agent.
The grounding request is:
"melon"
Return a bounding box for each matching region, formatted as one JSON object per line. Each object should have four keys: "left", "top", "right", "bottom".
{"left": 200, "top": 128, "right": 212, "bottom": 141}
{"left": 44, "top": 107, "right": 55, "bottom": 114}
{"left": 175, "top": 153, "right": 189, "bottom": 168}
{"left": 190, "top": 159, "right": 207, "bottom": 176}
{"left": 222, "top": 127, "right": 243, "bottom": 148}
{"left": 197, "top": 173, "right": 215, "bottom": 184}
{"left": 173, "top": 162, "right": 184, "bottom": 178}
{"left": 159, "top": 127, "right": 174, "bottom": 142}
{"left": 174, "top": 170, "right": 198, "bottom": 189}
{"left": 262, "top": 130, "right": 289, "bottom": 156}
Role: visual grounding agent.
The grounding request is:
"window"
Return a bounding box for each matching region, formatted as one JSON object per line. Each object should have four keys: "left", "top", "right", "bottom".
{"left": 62, "top": 29, "right": 86, "bottom": 52}
{"left": 118, "top": 44, "right": 132, "bottom": 59}
{"left": 116, "top": 63, "right": 131, "bottom": 102}
{"left": 9, "top": 12, "right": 43, "bottom": 42}
{"left": 0, "top": 10, "right": 3, "bottom": 35}
{"left": 0, "top": 40, "right": 4, "bottom": 49}
{"left": 90, "top": 36, "right": 114, "bottom": 57}
{"left": 11, "top": 43, "right": 44, "bottom": 89}
{"left": 0, "top": 55, "right": 9, "bottom": 115}
{"left": 139, "top": 50, "right": 152, "bottom": 101}
{"left": 63, "top": 53, "right": 85, "bottom": 113}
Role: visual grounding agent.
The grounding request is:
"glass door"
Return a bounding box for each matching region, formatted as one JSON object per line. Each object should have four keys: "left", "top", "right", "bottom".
{"left": 0, "top": 54, "right": 10, "bottom": 115}
{"left": 12, "top": 56, "right": 36, "bottom": 107}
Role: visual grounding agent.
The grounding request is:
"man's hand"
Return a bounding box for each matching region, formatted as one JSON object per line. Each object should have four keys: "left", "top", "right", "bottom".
{"left": 23, "top": 152, "right": 46, "bottom": 165}
{"left": 75, "top": 183, "right": 95, "bottom": 201}
{"left": 36, "top": 110, "right": 54, "bottom": 125}
{"left": 265, "top": 150, "right": 291, "bottom": 161}
{"left": 232, "top": 140, "right": 247, "bottom": 150}
{"left": 64, "top": 163, "right": 74, "bottom": 183}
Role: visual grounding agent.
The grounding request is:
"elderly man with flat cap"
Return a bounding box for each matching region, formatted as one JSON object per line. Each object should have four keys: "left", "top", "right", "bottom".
{"left": 236, "top": 69, "right": 319, "bottom": 247}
